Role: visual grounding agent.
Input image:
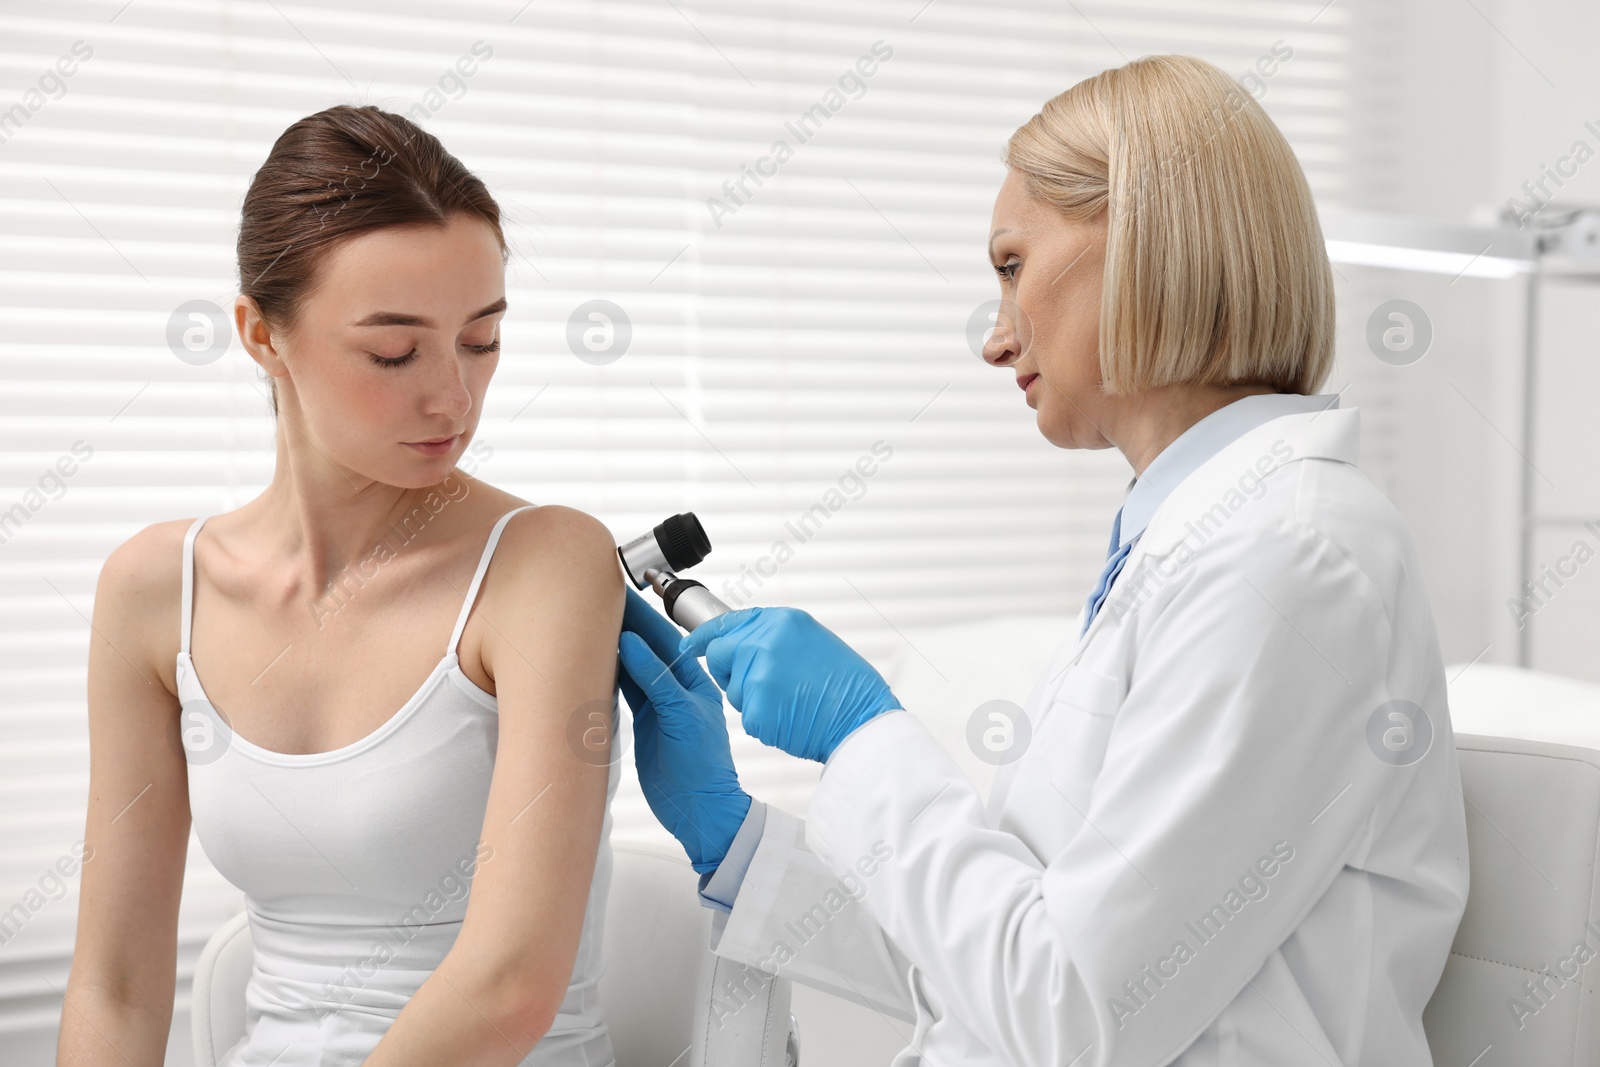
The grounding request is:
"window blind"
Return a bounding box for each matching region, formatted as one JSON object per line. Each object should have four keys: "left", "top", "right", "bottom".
{"left": 0, "top": 0, "right": 1366, "bottom": 1043}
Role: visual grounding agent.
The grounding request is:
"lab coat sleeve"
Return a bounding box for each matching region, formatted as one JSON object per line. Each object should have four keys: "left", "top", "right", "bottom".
{"left": 705, "top": 795, "right": 920, "bottom": 1022}
{"left": 698, "top": 796, "right": 768, "bottom": 914}
{"left": 802, "top": 518, "right": 1418, "bottom": 1065}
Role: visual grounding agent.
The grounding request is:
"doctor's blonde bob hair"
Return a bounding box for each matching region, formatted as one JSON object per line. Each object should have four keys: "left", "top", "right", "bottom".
{"left": 1004, "top": 54, "right": 1334, "bottom": 396}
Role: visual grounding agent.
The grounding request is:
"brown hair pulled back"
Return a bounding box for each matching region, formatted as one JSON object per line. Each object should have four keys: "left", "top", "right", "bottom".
{"left": 237, "top": 104, "right": 507, "bottom": 416}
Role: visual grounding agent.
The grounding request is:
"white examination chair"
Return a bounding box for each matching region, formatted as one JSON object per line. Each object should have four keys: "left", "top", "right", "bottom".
{"left": 191, "top": 840, "right": 798, "bottom": 1067}
{"left": 1424, "top": 663, "right": 1600, "bottom": 1066}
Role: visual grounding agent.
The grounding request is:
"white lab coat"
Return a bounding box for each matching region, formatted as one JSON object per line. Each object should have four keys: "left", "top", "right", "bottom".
{"left": 704, "top": 405, "right": 1470, "bottom": 1066}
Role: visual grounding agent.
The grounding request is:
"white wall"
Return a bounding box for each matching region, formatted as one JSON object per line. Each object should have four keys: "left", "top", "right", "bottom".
{"left": 1344, "top": 0, "right": 1599, "bottom": 682}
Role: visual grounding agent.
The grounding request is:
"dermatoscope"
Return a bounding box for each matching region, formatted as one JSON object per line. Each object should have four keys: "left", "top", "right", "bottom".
{"left": 616, "top": 512, "right": 733, "bottom": 631}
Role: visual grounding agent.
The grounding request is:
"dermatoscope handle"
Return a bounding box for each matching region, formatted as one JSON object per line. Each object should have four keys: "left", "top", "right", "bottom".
{"left": 660, "top": 577, "right": 732, "bottom": 631}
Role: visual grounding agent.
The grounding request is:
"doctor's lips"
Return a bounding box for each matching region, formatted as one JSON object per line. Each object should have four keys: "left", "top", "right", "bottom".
{"left": 405, "top": 433, "right": 460, "bottom": 456}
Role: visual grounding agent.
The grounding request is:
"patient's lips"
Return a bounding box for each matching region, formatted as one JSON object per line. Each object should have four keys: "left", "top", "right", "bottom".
{"left": 405, "top": 433, "right": 459, "bottom": 456}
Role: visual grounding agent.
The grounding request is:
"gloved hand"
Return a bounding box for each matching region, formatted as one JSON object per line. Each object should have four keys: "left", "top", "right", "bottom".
{"left": 679, "top": 607, "right": 904, "bottom": 765}
{"left": 616, "top": 585, "right": 752, "bottom": 874}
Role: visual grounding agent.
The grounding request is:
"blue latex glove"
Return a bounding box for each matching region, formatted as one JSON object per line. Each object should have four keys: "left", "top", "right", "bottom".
{"left": 616, "top": 585, "right": 752, "bottom": 874}
{"left": 679, "top": 607, "right": 904, "bottom": 765}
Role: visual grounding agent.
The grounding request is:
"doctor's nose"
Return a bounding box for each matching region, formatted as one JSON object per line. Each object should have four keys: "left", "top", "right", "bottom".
{"left": 982, "top": 306, "right": 1021, "bottom": 367}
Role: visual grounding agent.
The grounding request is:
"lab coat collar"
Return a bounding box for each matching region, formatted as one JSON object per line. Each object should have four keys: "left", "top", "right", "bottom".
{"left": 1135, "top": 400, "right": 1361, "bottom": 559}
{"left": 1054, "top": 399, "right": 1362, "bottom": 671}
{"left": 1116, "top": 391, "right": 1343, "bottom": 551}
{"left": 1040, "top": 397, "right": 1357, "bottom": 666}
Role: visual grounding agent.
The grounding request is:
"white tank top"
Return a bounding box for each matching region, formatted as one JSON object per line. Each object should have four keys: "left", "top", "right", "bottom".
{"left": 179, "top": 504, "right": 619, "bottom": 1067}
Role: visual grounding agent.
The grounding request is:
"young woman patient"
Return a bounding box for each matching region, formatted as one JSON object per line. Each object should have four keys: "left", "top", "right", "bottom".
{"left": 57, "top": 105, "right": 625, "bottom": 1067}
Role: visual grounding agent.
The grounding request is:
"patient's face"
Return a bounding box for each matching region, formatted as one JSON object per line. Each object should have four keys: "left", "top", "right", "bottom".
{"left": 239, "top": 213, "right": 506, "bottom": 489}
{"left": 983, "top": 168, "right": 1111, "bottom": 451}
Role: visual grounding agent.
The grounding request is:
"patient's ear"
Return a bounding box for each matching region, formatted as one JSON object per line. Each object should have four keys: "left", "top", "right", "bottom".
{"left": 233, "top": 294, "right": 288, "bottom": 380}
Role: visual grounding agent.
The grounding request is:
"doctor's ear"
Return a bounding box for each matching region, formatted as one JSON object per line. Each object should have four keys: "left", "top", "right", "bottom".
{"left": 233, "top": 293, "right": 290, "bottom": 379}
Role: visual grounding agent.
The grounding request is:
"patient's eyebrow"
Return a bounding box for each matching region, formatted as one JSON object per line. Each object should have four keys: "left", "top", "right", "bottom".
{"left": 351, "top": 297, "right": 508, "bottom": 329}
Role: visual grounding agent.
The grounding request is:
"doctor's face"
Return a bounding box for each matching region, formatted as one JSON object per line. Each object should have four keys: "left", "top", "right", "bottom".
{"left": 982, "top": 168, "right": 1113, "bottom": 451}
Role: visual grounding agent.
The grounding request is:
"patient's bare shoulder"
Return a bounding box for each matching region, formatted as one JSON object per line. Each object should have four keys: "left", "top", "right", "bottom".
{"left": 477, "top": 504, "right": 625, "bottom": 683}
{"left": 97, "top": 517, "right": 201, "bottom": 698}
{"left": 490, "top": 504, "right": 619, "bottom": 579}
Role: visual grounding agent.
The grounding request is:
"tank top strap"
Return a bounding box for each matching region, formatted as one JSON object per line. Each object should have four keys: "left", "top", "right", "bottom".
{"left": 180, "top": 515, "right": 212, "bottom": 656}
{"left": 447, "top": 505, "right": 541, "bottom": 658}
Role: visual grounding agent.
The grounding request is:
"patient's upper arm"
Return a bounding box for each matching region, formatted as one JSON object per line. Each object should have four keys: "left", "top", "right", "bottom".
{"left": 71, "top": 522, "right": 193, "bottom": 1008}
{"left": 447, "top": 504, "right": 625, "bottom": 1029}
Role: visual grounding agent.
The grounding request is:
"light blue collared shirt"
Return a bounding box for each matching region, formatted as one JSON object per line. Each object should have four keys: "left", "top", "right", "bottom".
{"left": 697, "top": 390, "right": 1341, "bottom": 914}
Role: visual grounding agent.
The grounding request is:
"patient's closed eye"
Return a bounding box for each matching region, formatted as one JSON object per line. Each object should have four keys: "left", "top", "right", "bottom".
{"left": 370, "top": 349, "right": 418, "bottom": 368}
{"left": 369, "top": 340, "right": 500, "bottom": 368}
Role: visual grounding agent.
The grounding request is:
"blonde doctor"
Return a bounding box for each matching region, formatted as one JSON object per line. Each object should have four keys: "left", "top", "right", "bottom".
{"left": 617, "top": 55, "right": 1469, "bottom": 1066}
